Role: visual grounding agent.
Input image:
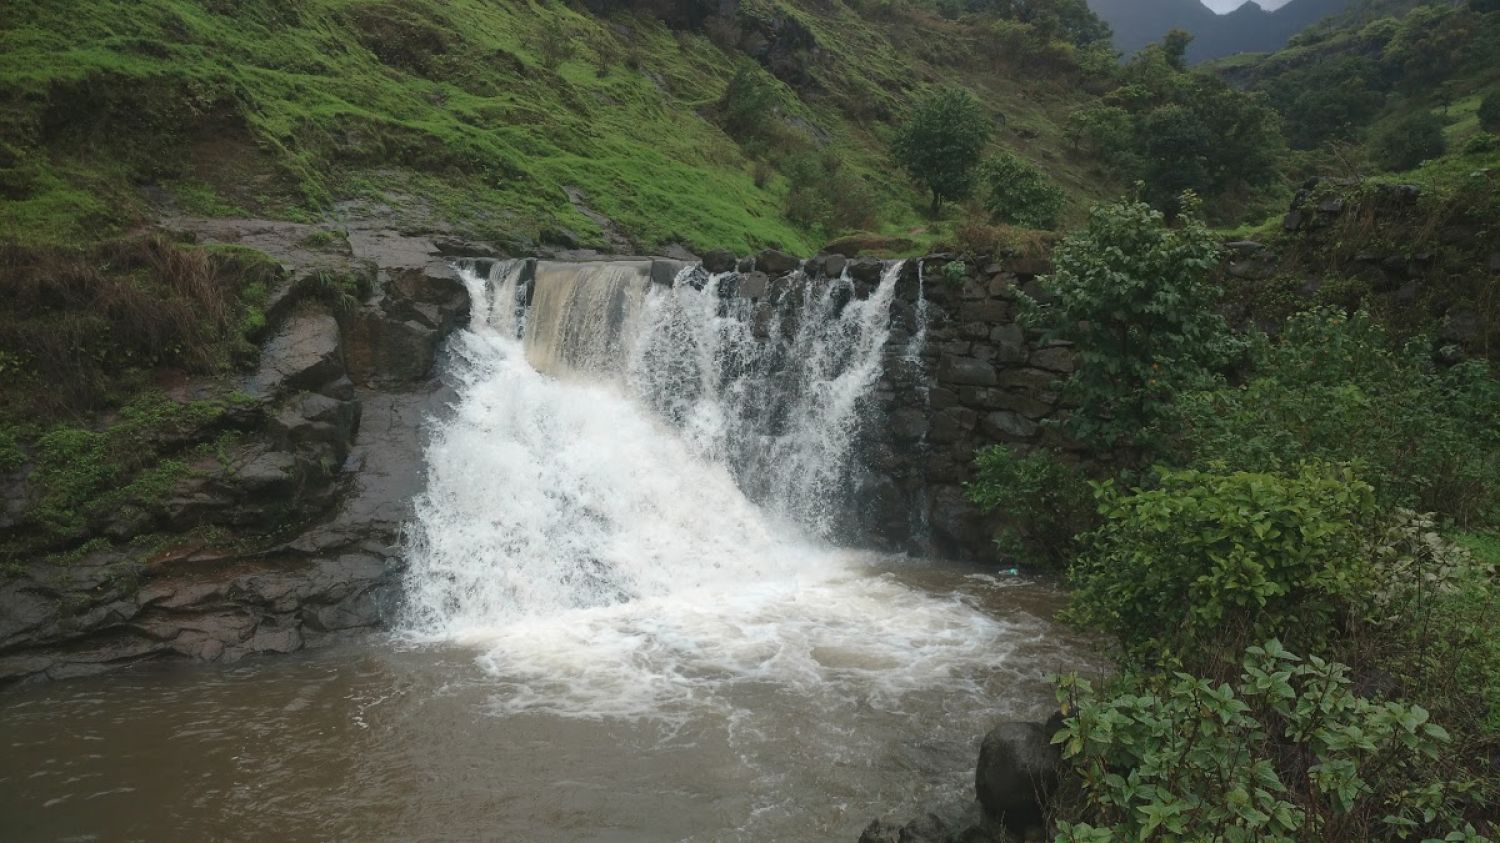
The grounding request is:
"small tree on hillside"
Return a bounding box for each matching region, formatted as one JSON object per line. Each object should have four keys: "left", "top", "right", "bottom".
{"left": 1162, "top": 28, "right": 1193, "bottom": 70}
{"left": 1479, "top": 92, "right": 1500, "bottom": 133}
{"left": 1371, "top": 110, "right": 1447, "bottom": 171}
{"left": 893, "top": 87, "right": 993, "bottom": 216}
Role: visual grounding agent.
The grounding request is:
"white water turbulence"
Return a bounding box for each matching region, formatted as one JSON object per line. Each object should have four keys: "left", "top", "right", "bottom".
{"left": 399, "top": 258, "right": 1085, "bottom": 837}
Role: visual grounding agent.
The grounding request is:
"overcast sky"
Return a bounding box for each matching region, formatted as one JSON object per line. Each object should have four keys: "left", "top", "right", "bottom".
{"left": 1200, "top": 0, "right": 1295, "bottom": 12}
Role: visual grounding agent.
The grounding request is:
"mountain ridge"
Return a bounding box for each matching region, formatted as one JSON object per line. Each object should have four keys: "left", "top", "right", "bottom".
{"left": 1090, "top": 0, "right": 1356, "bottom": 62}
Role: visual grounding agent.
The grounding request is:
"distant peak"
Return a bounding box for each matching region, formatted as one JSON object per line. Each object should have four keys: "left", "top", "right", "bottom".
{"left": 1201, "top": 0, "right": 1294, "bottom": 12}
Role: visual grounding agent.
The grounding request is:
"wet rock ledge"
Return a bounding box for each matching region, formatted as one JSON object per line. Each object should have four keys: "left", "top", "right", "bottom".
{"left": 0, "top": 220, "right": 472, "bottom": 685}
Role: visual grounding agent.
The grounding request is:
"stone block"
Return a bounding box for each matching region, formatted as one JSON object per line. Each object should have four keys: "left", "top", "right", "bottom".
{"left": 938, "top": 356, "right": 997, "bottom": 387}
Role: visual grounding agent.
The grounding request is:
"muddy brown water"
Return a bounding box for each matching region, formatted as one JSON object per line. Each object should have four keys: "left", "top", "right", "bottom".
{"left": 0, "top": 564, "right": 1102, "bottom": 843}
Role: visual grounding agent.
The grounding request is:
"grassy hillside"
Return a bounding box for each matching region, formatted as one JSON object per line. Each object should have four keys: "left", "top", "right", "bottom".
{"left": 0, "top": 0, "right": 1121, "bottom": 254}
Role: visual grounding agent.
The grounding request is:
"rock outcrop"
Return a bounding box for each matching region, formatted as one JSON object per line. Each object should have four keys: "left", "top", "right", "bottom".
{"left": 0, "top": 222, "right": 468, "bottom": 686}
{"left": 974, "top": 720, "right": 1062, "bottom": 836}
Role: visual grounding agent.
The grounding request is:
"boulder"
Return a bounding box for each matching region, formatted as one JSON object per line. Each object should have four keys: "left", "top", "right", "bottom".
{"left": 268, "top": 392, "right": 362, "bottom": 461}
{"left": 857, "top": 813, "right": 955, "bottom": 843}
{"left": 849, "top": 256, "right": 884, "bottom": 284}
{"left": 989, "top": 324, "right": 1028, "bottom": 364}
{"left": 246, "top": 305, "right": 344, "bottom": 398}
{"left": 650, "top": 258, "right": 690, "bottom": 286}
{"left": 928, "top": 407, "right": 978, "bottom": 446}
{"left": 996, "top": 368, "right": 1058, "bottom": 391}
{"left": 1440, "top": 307, "right": 1483, "bottom": 345}
{"left": 702, "top": 248, "right": 737, "bottom": 273}
{"left": 342, "top": 311, "right": 442, "bottom": 386}
{"left": 756, "top": 248, "right": 801, "bottom": 275}
{"left": 736, "top": 271, "right": 770, "bottom": 300}
{"left": 1029, "top": 347, "right": 1075, "bottom": 374}
{"left": 975, "top": 721, "right": 1061, "bottom": 835}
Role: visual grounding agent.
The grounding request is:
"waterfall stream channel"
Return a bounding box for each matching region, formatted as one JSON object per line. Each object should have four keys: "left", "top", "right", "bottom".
{"left": 0, "top": 259, "right": 1100, "bottom": 842}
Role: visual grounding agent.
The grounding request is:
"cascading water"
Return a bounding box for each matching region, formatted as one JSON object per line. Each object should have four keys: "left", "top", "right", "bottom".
{"left": 386, "top": 257, "right": 1093, "bottom": 839}
{"left": 406, "top": 257, "right": 911, "bottom": 639}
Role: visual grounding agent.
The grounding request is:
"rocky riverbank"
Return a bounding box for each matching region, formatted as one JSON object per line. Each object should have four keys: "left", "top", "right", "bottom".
{"left": 0, "top": 219, "right": 471, "bottom": 685}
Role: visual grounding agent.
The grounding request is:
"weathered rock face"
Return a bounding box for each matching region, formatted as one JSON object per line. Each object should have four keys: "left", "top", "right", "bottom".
{"left": 0, "top": 224, "right": 469, "bottom": 687}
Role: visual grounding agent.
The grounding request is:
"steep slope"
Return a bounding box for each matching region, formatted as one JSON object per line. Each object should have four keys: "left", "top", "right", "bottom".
{"left": 0, "top": 0, "right": 1117, "bottom": 254}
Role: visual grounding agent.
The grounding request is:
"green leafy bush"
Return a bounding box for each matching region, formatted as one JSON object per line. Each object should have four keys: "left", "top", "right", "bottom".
{"left": 967, "top": 445, "right": 1097, "bottom": 568}
{"left": 1022, "top": 195, "right": 1233, "bottom": 451}
{"left": 1372, "top": 111, "right": 1448, "bottom": 171}
{"left": 977, "top": 151, "right": 1065, "bottom": 229}
{"left": 1068, "top": 465, "right": 1379, "bottom": 657}
{"left": 1053, "top": 641, "right": 1488, "bottom": 843}
{"left": 1158, "top": 309, "right": 1500, "bottom": 526}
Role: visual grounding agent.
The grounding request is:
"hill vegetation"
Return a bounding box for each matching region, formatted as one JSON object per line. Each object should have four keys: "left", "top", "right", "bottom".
{"left": 3, "top": 0, "right": 1500, "bottom": 836}
{"left": 0, "top": 0, "right": 1128, "bottom": 256}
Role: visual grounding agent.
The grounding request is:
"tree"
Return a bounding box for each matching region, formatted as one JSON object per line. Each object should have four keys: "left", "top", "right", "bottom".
{"left": 892, "top": 87, "right": 993, "bottom": 216}
{"left": 1099, "top": 48, "right": 1285, "bottom": 213}
{"left": 1371, "top": 110, "right": 1446, "bottom": 171}
{"left": 1162, "top": 28, "right": 1193, "bottom": 70}
{"left": 977, "top": 151, "right": 1065, "bottom": 229}
{"left": 1266, "top": 56, "right": 1386, "bottom": 149}
{"left": 974, "top": 0, "right": 1112, "bottom": 48}
{"left": 1480, "top": 92, "right": 1500, "bottom": 133}
{"left": 1021, "top": 194, "right": 1231, "bottom": 449}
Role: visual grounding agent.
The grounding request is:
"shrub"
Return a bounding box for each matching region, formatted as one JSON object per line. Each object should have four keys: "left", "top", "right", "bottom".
{"left": 536, "top": 25, "right": 576, "bottom": 70}
{"left": 780, "top": 150, "right": 879, "bottom": 234}
{"left": 1362, "top": 514, "right": 1500, "bottom": 743}
{"left": 1053, "top": 641, "right": 1487, "bottom": 843}
{"left": 1157, "top": 309, "right": 1500, "bottom": 526}
{"left": 892, "top": 87, "right": 993, "bottom": 216}
{"left": 0, "top": 237, "right": 268, "bottom": 413}
{"left": 1068, "top": 465, "right": 1380, "bottom": 658}
{"left": 718, "top": 62, "right": 782, "bottom": 138}
{"left": 1022, "top": 195, "right": 1232, "bottom": 451}
{"left": 1479, "top": 92, "right": 1500, "bottom": 133}
{"left": 977, "top": 152, "right": 1065, "bottom": 230}
{"left": 1372, "top": 111, "right": 1448, "bottom": 171}
{"left": 967, "top": 445, "right": 1097, "bottom": 568}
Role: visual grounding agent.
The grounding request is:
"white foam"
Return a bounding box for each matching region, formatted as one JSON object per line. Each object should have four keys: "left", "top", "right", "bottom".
{"left": 403, "top": 262, "right": 1014, "bottom": 724}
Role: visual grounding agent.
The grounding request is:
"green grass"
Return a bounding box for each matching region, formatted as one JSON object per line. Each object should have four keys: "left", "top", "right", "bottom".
{"left": 1455, "top": 531, "right": 1500, "bottom": 566}
{"left": 0, "top": 0, "right": 1115, "bottom": 255}
{"left": 12, "top": 391, "right": 253, "bottom": 547}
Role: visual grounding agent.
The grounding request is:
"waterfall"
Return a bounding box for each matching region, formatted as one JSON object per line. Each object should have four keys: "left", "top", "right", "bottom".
{"left": 399, "top": 257, "right": 1019, "bottom": 726}
{"left": 406, "top": 260, "right": 906, "bottom": 630}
